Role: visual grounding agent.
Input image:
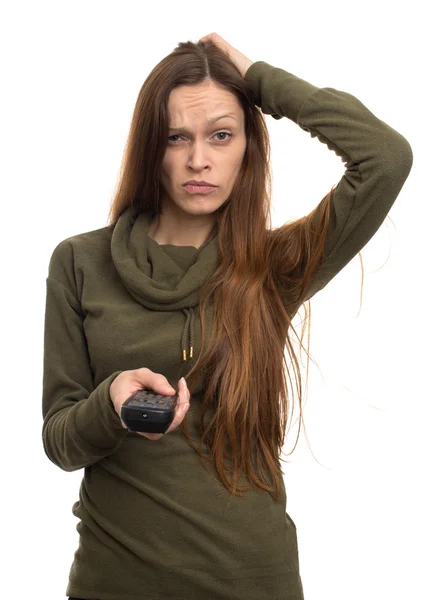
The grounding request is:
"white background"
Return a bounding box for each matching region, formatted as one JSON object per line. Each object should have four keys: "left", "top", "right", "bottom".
{"left": 1, "top": 1, "right": 429, "bottom": 599}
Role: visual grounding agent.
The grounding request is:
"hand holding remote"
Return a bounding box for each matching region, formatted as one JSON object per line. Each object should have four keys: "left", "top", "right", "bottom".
{"left": 109, "top": 368, "right": 190, "bottom": 441}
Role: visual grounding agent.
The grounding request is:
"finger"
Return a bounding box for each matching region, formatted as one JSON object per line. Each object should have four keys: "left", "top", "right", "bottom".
{"left": 153, "top": 373, "right": 176, "bottom": 396}
{"left": 200, "top": 32, "right": 221, "bottom": 43}
{"left": 138, "top": 431, "right": 164, "bottom": 440}
{"left": 164, "top": 383, "right": 189, "bottom": 433}
{"left": 175, "top": 379, "right": 190, "bottom": 416}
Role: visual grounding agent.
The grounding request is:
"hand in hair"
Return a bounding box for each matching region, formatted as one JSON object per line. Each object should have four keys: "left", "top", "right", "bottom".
{"left": 199, "top": 32, "right": 254, "bottom": 79}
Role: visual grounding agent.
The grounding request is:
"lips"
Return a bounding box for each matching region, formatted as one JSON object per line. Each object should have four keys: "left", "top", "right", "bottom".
{"left": 184, "top": 183, "right": 218, "bottom": 195}
{"left": 184, "top": 181, "right": 217, "bottom": 187}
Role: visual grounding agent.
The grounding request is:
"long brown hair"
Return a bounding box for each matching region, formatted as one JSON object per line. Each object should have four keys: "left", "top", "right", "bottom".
{"left": 106, "top": 39, "right": 366, "bottom": 503}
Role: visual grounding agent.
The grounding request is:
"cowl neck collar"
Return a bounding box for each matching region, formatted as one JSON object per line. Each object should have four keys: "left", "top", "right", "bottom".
{"left": 111, "top": 207, "right": 220, "bottom": 363}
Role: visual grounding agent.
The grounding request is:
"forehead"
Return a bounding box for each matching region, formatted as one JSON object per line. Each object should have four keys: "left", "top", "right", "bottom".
{"left": 168, "top": 81, "right": 243, "bottom": 124}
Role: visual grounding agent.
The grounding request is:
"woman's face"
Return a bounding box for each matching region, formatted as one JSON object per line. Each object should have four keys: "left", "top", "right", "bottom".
{"left": 160, "top": 80, "right": 247, "bottom": 218}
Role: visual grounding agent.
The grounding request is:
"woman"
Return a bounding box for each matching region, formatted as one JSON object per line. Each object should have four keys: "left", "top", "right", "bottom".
{"left": 42, "top": 33, "right": 413, "bottom": 600}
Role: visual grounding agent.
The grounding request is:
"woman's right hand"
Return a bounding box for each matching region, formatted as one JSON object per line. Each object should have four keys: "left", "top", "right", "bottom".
{"left": 109, "top": 367, "right": 190, "bottom": 440}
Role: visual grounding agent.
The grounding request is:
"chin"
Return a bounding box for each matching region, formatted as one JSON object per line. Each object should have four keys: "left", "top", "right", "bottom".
{"left": 179, "top": 194, "right": 224, "bottom": 209}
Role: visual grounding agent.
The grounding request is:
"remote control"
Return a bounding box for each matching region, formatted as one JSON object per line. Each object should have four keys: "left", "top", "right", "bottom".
{"left": 120, "top": 389, "right": 178, "bottom": 434}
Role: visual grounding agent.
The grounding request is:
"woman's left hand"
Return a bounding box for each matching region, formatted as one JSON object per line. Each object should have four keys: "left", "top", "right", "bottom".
{"left": 199, "top": 33, "right": 254, "bottom": 79}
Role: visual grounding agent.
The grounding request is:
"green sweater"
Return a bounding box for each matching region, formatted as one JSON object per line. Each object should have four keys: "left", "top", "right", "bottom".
{"left": 42, "top": 60, "right": 413, "bottom": 600}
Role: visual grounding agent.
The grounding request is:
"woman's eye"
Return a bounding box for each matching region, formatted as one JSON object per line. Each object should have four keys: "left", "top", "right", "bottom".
{"left": 168, "top": 131, "right": 232, "bottom": 144}
{"left": 214, "top": 131, "right": 232, "bottom": 141}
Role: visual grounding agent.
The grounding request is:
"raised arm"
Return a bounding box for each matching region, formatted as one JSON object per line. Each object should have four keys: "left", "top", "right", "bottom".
{"left": 244, "top": 61, "right": 413, "bottom": 304}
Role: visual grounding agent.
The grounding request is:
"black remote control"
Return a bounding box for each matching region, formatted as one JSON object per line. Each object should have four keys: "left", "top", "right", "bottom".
{"left": 120, "top": 389, "right": 178, "bottom": 434}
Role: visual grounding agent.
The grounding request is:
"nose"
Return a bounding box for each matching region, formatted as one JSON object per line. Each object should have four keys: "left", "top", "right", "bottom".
{"left": 187, "top": 140, "right": 210, "bottom": 172}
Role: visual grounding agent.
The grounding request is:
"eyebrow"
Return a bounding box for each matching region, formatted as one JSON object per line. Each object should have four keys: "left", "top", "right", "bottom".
{"left": 169, "top": 114, "right": 237, "bottom": 132}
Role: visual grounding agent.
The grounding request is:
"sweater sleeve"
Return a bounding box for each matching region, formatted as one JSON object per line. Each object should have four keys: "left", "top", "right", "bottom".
{"left": 42, "top": 240, "right": 128, "bottom": 472}
{"left": 244, "top": 61, "right": 414, "bottom": 303}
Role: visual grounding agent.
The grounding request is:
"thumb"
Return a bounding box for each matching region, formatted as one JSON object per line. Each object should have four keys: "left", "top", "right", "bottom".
{"left": 162, "top": 380, "right": 176, "bottom": 394}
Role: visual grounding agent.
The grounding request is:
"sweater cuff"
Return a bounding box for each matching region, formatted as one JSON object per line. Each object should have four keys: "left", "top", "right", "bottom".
{"left": 74, "top": 370, "right": 128, "bottom": 449}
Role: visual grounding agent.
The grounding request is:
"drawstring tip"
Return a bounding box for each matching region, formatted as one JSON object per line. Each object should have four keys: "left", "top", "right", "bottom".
{"left": 182, "top": 346, "right": 194, "bottom": 361}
